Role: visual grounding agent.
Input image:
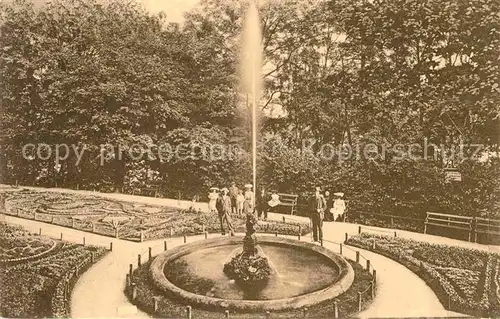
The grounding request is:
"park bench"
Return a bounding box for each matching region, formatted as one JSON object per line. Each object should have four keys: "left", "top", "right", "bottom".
{"left": 132, "top": 187, "right": 161, "bottom": 198}
{"left": 424, "top": 212, "right": 473, "bottom": 242}
{"left": 267, "top": 193, "right": 298, "bottom": 215}
{"left": 474, "top": 217, "right": 500, "bottom": 243}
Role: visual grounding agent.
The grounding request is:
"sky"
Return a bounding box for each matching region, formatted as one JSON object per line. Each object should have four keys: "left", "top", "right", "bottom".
{"left": 141, "top": 0, "right": 200, "bottom": 23}
{"left": 1, "top": 0, "right": 201, "bottom": 23}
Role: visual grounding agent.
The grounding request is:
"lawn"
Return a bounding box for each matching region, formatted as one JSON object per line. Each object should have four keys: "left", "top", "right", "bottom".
{"left": 1, "top": 188, "right": 311, "bottom": 241}
{"left": 346, "top": 233, "right": 500, "bottom": 316}
{"left": 0, "top": 222, "right": 108, "bottom": 318}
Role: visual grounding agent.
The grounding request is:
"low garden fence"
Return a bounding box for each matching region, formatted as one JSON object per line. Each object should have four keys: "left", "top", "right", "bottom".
{"left": 50, "top": 247, "right": 109, "bottom": 318}
{"left": 124, "top": 230, "right": 377, "bottom": 318}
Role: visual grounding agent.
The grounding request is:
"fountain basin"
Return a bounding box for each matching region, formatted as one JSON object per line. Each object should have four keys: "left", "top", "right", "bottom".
{"left": 149, "top": 236, "right": 354, "bottom": 312}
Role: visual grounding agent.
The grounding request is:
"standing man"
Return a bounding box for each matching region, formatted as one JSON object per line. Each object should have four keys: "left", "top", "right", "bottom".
{"left": 311, "top": 187, "right": 326, "bottom": 242}
{"left": 217, "top": 188, "right": 235, "bottom": 236}
{"left": 229, "top": 182, "right": 239, "bottom": 215}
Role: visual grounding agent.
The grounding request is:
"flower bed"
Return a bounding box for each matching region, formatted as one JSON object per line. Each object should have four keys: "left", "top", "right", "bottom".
{"left": 346, "top": 233, "right": 500, "bottom": 316}
{"left": 0, "top": 222, "right": 108, "bottom": 318}
{"left": 1, "top": 188, "right": 311, "bottom": 242}
{"left": 0, "top": 223, "right": 54, "bottom": 260}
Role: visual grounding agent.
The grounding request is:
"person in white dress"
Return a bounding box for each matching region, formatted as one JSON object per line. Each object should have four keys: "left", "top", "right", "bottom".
{"left": 236, "top": 189, "right": 245, "bottom": 215}
{"left": 331, "top": 192, "right": 346, "bottom": 221}
{"left": 208, "top": 187, "right": 219, "bottom": 213}
{"left": 243, "top": 184, "right": 254, "bottom": 215}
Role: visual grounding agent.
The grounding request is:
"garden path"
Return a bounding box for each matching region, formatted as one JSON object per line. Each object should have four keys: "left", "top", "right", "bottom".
{"left": 2, "top": 186, "right": 489, "bottom": 317}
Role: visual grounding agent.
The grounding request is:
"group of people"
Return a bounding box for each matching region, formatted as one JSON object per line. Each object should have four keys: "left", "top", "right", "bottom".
{"left": 206, "top": 183, "right": 345, "bottom": 242}
{"left": 207, "top": 183, "right": 283, "bottom": 236}
{"left": 310, "top": 187, "right": 346, "bottom": 242}
{"left": 207, "top": 182, "right": 255, "bottom": 236}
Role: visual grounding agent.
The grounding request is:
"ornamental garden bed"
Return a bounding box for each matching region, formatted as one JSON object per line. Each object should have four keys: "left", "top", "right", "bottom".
{"left": 127, "top": 258, "right": 373, "bottom": 318}
{"left": 346, "top": 233, "right": 500, "bottom": 317}
{"left": 0, "top": 222, "right": 108, "bottom": 318}
{"left": 1, "top": 188, "right": 311, "bottom": 242}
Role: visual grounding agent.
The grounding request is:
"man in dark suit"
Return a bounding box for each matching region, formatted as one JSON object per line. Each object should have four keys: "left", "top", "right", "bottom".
{"left": 217, "top": 188, "right": 235, "bottom": 236}
{"left": 311, "top": 187, "right": 326, "bottom": 242}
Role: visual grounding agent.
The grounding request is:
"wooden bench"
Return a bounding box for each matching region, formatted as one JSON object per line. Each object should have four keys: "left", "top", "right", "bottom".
{"left": 132, "top": 187, "right": 161, "bottom": 198}
{"left": 267, "top": 193, "right": 298, "bottom": 215}
{"left": 424, "top": 212, "right": 473, "bottom": 241}
{"left": 474, "top": 217, "right": 500, "bottom": 242}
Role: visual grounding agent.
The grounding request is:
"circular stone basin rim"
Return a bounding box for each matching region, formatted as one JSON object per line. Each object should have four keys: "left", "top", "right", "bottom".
{"left": 150, "top": 236, "right": 355, "bottom": 312}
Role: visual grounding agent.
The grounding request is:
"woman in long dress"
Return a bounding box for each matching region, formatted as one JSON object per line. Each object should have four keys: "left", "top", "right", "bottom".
{"left": 208, "top": 187, "right": 219, "bottom": 213}
{"left": 331, "top": 192, "right": 346, "bottom": 221}
{"left": 243, "top": 184, "right": 254, "bottom": 215}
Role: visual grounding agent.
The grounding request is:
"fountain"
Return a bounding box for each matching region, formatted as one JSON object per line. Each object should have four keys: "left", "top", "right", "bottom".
{"left": 142, "top": 1, "right": 356, "bottom": 314}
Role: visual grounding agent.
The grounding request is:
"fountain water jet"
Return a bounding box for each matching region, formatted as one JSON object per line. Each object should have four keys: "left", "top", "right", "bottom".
{"left": 239, "top": 0, "right": 262, "bottom": 200}
{"left": 222, "top": 1, "right": 273, "bottom": 292}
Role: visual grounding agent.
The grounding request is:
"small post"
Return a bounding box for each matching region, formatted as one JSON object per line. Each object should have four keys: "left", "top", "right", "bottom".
{"left": 170, "top": 228, "right": 174, "bottom": 237}
{"left": 371, "top": 281, "right": 375, "bottom": 299}
{"left": 186, "top": 305, "right": 192, "bottom": 319}
{"left": 183, "top": 234, "right": 187, "bottom": 243}
{"left": 373, "top": 269, "right": 377, "bottom": 283}
{"left": 275, "top": 231, "right": 278, "bottom": 237}
{"left": 83, "top": 237, "right": 86, "bottom": 246}
{"left": 153, "top": 296, "right": 159, "bottom": 312}
{"left": 129, "top": 264, "right": 133, "bottom": 278}
{"left": 333, "top": 300, "right": 339, "bottom": 318}
{"left": 358, "top": 226, "right": 361, "bottom": 234}
{"left": 356, "top": 251, "right": 360, "bottom": 263}
{"left": 320, "top": 238, "right": 323, "bottom": 247}
{"left": 110, "top": 242, "right": 113, "bottom": 251}
{"left": 51, "top": 216, "right": 54, "bottom": 224}
{"left": 76, "top": 183, "right": 79, "bottom": 190}
{"left": 126, "top": 273, "right": 131, "bottom": 289}
{"left": 72, "top": 218, "right": 75, "bottom": 228}
{"left": 164, "top": 241, "right": 167, "bottom": 251}
{"left": 137, "top": 254, "right": 141, "bottom": 267}
{"left": 115, "top": 228, "right": 119, "bottom": 238}
{"left": 131, "top": 283, "right": 137, "bottom": 301}
{"left": 366, "top": 259, "right": 370, "bottom": 271}
{"left": 148, "top": 247, "right": 152, "bottom": 260}
{"left": 357, "top": 291, "right": 362, "bottom": 311}
{"left": 282, "top": 216, "right": 285, "bottom": 223}
{"left": 390, "top": 217, "right": 394, "bottom": 227}
{"left": 394, "top": 231, "right": 397, "bottom": 238}
{"left": 344, "top": 232, "right": 348, "bottom": 242}
{"left": 39, "top": 228, "right": 42, "bottom": 235}
{"left": 303, "top": 307, "right": 308, "bottom": 318}
{"left": 75, "top": 266, "right": 79, "bottom": 276}
{"left": 202, "top": 224, "right": 206, "bottom": 233}
{"left": 204, "top": 231, "right": 208, "bottom": 239}
{"left": 224, "top": 309, "right": 229, "bottom": 318}
{"left": 140, "top": 231, "right": 144, "bottom": 242}
{"left": 34, "top": 212, "right": 37, "bottom": 220}
{"left": 339, "top": 243, "right": 343, "bottom": 255}
{"left": 60, "top": 233, "right": 63, "bottom": 240}
{"left": 372, "top": 241, "right": 376, "bottom": 250}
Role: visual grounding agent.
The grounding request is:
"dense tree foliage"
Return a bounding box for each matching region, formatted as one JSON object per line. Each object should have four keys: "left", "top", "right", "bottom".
{"left": 0, "top": 0, "right": 498, "bottom": 217}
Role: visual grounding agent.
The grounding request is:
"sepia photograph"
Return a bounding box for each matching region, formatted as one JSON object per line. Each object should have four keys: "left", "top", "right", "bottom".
{"left": 0, "top": 0, "right": 499, "bottom": 318}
